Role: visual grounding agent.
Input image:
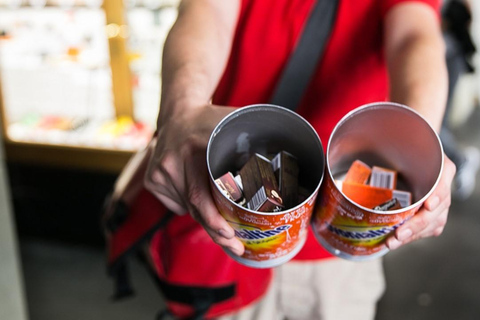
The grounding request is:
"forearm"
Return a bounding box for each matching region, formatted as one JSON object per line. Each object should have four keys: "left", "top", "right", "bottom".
{"left": 158, "top": 0, "right": 240, "bottom": 124}
{"left": 385, "top": 3, "right": 448, "bottom": 132}
{"left": 145, "top": 2, "right": 243, "bottom": 254}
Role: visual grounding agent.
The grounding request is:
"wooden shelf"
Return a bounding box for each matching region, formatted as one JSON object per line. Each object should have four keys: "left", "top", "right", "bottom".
{"left": 3, "top": 140, "right": 134, "bottom": 173}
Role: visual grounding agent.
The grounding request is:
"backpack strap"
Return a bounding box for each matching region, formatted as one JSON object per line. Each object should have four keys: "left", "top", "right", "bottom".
{"left": 106, "top": 189, "right": 174, "bottom": 300}
{"left": 270, "top": 0, "right": 339, "bottom": 111}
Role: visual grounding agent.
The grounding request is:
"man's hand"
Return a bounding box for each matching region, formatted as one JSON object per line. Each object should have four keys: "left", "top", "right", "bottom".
{"left": 386, "top": 155, "right": 456, "bottom": 250}
{"left": 144, "top": 105, "right": 245, "bottom": 256}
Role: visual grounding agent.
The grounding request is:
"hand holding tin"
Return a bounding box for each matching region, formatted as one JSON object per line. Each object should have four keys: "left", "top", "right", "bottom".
{"left": 386, "top": 155, "right": 456, "bottom": 250}
{"left": 144, "top": 105, "right": 245, "bottom": 256}
{"left": 312, "top": 103, "right": 447, "bottom": 260}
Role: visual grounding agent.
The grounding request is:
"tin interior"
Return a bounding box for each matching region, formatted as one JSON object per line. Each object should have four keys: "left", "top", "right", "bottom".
{"left": 207, "top": 104, "right": 325, "bottom": 197}
{"left": 328, "top": 103, "right": 443, "bottom": 207}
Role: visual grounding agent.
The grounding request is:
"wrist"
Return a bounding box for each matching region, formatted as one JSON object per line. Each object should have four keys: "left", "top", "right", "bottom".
{"left": 158, "top": 95, "right": 209, "bottom": 126}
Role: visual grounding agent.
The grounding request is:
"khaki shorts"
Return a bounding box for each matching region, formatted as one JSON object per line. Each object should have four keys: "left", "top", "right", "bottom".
{"left": 217, "top": 257, "right": 385, "bottom": 320}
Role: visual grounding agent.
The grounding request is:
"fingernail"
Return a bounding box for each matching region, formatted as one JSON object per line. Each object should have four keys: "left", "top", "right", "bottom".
{"left": 388, "top": 238, "right": 402, "bottom": 250}
{"left": 398, "top": 228, "right": 412, "bottom": 242}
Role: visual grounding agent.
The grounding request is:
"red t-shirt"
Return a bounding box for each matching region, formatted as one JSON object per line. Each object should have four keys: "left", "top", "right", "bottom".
{"left": 212, "top": 0, "right": 440, "bottom": 260}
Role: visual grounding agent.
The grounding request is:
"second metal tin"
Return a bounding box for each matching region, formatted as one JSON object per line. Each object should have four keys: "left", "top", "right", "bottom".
{"left": 311, "top": 102, "right": 444, "bottom": 261}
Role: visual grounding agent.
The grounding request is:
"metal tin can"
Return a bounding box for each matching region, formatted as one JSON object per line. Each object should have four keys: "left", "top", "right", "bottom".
{"left": 311, "top": 102, "right": 444, "bottom": 261}
{"left": 207, "top": 104, "right": 325, "bottom": 268}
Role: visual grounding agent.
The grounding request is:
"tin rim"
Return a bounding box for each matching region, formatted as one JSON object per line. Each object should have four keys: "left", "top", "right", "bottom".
{"left": 326, "top": 102, "right": 444, "bottom": 215}
{"left": 207, "top": 104, "right": 325, "bottom": 216}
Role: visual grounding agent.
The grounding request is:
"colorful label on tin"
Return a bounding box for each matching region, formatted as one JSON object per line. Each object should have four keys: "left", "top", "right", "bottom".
{"left": 233, "top": 223, "right": 292, "bottom": 242}
{"left": 312, "top": 176, "right": 417, "bottom": 257}
{"left": 324, "top": 220, "right": 403, "bottom": 245}
{"left": 212, "top": 179, "right": 317, "bottom": 262}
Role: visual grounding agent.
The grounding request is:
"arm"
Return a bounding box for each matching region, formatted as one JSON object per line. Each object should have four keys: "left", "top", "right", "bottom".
{"left": 145, "top": 0, "right": 245, "bottom": 255}
{"left": 383, "top": 2, "right": 456, "bottom": 250}
{"left": 159, "top": 0, "right": 240, "bottom": 121}
{"left": 385, "top": 2, "right": 447, "bottom": 130}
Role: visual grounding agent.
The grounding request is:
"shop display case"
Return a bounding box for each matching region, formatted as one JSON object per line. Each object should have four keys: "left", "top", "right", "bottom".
{"left": 0, "top": 0, "right": 178, "bottom": 172}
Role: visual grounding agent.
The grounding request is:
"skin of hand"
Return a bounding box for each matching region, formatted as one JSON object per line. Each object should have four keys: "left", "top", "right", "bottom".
{"left": 386, "top": 155, "right": 456, "bottom": 250}
{"left": 144, "top": 104, "right": 245, "bottom": 256}
{"left": 384, "top": 3, "right": 455, "bottom": 250}
{"left": 144, "top": 0, "right": 244, "bottom": 255}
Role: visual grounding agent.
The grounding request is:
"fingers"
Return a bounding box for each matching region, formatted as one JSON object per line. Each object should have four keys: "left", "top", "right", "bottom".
{"left": 144, "top": 105, "right": 245, "bottom": 255}
{"left": 144, "top": 133, "right": 245, "bottom": 256}
{"left": 386, "top": 206, "right": 449, "bottom": 250}
{"left": 145, "top": 149, "right": 188, "bottom": 215}
{"left": 184, "top": 143, "right": 245, "bottom": 256}
{"left": 386, "top": 155, "right": 456, "bottom": 250}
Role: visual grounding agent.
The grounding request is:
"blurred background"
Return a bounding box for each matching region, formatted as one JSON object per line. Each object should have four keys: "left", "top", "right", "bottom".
{"left": 0, "top": 0, "right": 479, "bottom": 319}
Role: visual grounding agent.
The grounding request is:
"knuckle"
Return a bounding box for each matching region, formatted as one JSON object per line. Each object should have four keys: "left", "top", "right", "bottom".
{"left": 159, "top": 151, "right": 177, "bottom": 171}
{"left": 145, "top": 172, "right": 165, "bottom": 196}
{"left": 148, "top": 168, "right": 165, "bottom": 185}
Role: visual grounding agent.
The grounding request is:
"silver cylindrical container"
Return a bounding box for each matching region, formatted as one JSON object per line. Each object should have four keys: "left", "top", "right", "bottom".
{"left": 311, "top": 102, "right": 444, "bottom": 261}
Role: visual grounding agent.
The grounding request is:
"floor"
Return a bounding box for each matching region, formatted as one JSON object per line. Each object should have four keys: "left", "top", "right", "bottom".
{"left": 3, "top": 106, "right": 480, "bottom": 320}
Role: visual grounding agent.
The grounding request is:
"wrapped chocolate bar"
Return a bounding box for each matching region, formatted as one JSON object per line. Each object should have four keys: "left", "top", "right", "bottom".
{"left": 215, "top": 172, "right": 245, "bottom": 204}
{"left": 239, "top": 153, "right": 284, "bottom": 212}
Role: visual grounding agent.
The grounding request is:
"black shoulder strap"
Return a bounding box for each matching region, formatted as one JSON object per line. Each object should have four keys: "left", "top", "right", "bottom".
{"left": 270, "top": 0, "right": 339, "bottom": 111}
